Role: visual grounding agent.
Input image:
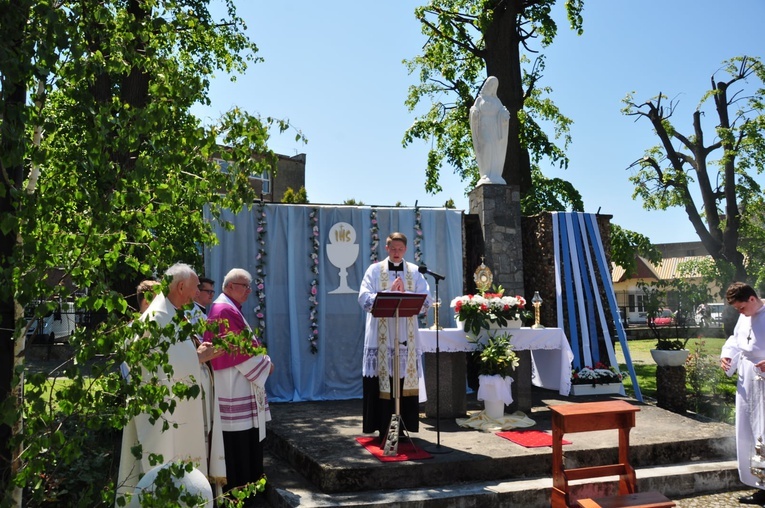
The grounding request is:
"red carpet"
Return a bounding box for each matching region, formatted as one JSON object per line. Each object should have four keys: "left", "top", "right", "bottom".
{"left": 355, "top": 436, "right": 433, "bottom": 462}
{"left": 496, "top": 430, "right": 571, "bottom": 448}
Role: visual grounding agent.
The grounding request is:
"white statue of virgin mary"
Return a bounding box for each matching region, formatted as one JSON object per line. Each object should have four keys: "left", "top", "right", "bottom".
{"left": 469, "top": 76, "right": 510, "bottom": 186}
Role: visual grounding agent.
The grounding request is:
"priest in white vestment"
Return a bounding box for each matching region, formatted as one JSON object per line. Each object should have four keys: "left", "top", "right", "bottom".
{"left": 721, "top": 282, "right": 765, "bottom": 505}
{"left": 358, "top": 232, "right": 431, "bottom": 440}
{"left": 116, "top": 263, "right": 226, "bottom": 502}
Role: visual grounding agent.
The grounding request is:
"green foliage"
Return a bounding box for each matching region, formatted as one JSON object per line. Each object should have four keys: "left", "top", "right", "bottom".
{"left": 520, "top": 164, "right": 584, "bottom": 214}
{"left": 473, "top": 332, "right": 519, "bottom": 377}
{"left": 0, "top": 0, "right": 287, "bottom": 504}
{"left": 404, "top": 0, "right": 583, "bottom": 197}
{"left": 343, "top": 198, "right": 365, "bottom": 206}
{"left": 281, "top": 186, "right": 309, "bottom": 203}
{"left": 218, "top": 476, "right": 267, "bottom": 507}
{"left": 443, "top": 198, "right": 456, "bottom": 208}
{"left": 623, "top": 56, "right": 765, "bottom": 286}
{"left": 616, "top": 338, "right": 735, "bottom": 423}
{"left": 637, "top": 278, "right": 710, "bottom": 350}
{"left": 609, "top": 223, "right": 662, "bottom": 277}
{"left": 686, "top": 340, "right": 722, "bottom": 415}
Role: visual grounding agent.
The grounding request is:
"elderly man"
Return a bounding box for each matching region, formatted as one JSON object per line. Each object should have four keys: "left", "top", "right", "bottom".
{"left": 204, "top": 268, "right": 273, "bottom": 504}
{"left": 117, "top": 263, "right": 226, "bottom": 499}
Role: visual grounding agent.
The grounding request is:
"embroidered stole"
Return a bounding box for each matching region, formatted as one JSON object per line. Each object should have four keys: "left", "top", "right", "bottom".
{"left": 376, "top": 262, "right": 419, "bottom": 399}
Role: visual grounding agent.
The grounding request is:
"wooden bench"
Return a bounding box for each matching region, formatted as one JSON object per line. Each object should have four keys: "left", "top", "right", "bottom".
{"left": 577, "top": 491, "right": 675, "bottom": 508}
{"left": 550, "top": 400, "right": 674, "bottom": 508}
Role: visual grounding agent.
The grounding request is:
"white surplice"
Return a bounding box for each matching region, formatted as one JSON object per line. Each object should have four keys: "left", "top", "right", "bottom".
{"left": 117, "top": 293, "right": 225, "bottom": 498}
{"left": 721, "top": 304, "right": 765, "bottom": 488}
{"left": 358, "top": 257, "right": 431, "bottom": 401}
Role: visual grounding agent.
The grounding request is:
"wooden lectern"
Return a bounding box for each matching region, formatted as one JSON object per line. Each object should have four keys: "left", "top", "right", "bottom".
{"left": 371, "top": 292, "right": 427, "bottom": 456}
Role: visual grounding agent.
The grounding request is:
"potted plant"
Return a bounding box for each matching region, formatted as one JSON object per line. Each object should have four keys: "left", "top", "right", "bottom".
{"left": 450, "top": 285, "right": 530, "bottom": 335}
{"left": 570, "top": 362, "right": 625, "bottom": 396}
{"left": 471, "top": 332, "right": 519, "bottom": 419}
{"left": 639, "top": 279, "right": 708, "bottom": 367}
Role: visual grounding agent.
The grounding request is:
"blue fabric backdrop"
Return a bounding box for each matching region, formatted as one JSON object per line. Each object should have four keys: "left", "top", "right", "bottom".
{"left": 205, "top": 204, "right": 463, "bottom": 402}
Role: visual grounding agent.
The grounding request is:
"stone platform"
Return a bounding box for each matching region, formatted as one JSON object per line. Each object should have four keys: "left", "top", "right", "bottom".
{"left": 261, "top": 388, "right": 740, "bottom": 507}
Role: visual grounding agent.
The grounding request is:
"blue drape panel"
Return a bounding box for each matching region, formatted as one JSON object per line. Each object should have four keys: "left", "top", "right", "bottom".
{"left": 206, "top": 204, "right": 463, "bottom": 402}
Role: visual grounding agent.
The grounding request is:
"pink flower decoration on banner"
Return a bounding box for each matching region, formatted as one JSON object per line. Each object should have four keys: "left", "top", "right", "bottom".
{"left": 308, "top": 208, "right": 320, "bottom": 354}
{"left": 254, "top": 201, "right": 267, "bottom": 341}
{"left": 370, "top": 209, "right": 379, "bottom": 262}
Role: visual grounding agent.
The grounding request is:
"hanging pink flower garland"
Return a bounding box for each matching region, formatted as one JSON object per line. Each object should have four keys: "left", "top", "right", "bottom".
{"left": 414, "top": 204, "right": 423, "bottom": 264}
{"left": 369, "top": 208, "right": 379, "bottom": 263}
{"left": 254, "top": 202, "right": 267, "bottom": 342}
{"left": 308, "top": 208, "right": 319, "bottom": 354}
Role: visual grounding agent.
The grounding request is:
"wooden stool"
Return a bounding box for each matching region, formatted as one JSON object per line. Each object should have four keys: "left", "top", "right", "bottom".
{"left": 577, "top": 491, "right": 675, "bottom": 507}
{"left": 550, "top": 400, "right": 672, "bottom": 508}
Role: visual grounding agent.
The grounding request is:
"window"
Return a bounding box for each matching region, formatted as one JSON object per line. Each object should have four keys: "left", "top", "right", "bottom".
{"left": 213, "top": 158, "right": 271, "bottom": 194}
{"left": 628, "top": 293, "right": 646, "bottom": 312}
{"left": 251, "top": 170, "right": 271, "bottom": 195}
{"left": 212, "top": 158, "right": 230, "bottom": 172}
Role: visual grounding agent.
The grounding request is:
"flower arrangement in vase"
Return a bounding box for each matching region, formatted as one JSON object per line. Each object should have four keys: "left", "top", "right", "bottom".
{"left": 473, "top": 332, "right": 520, "bottom": 377}
{"left": 472, "top": 332, "right": 519, "bottom": 418}
{"left": 450, "top": 285, "right": 529, "bottom": 336}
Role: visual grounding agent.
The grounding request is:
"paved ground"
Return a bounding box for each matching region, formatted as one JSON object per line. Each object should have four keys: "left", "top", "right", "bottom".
{"left": 674, "top": 488, "right": 753, "bottom": 507}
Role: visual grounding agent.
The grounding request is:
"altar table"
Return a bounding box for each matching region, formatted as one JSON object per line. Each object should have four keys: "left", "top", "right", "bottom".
{"left": 419, "top": 327, "right": 573, "bottom": 416}
{"left": 419, "top": 327, "right": 574, "bottom": 396}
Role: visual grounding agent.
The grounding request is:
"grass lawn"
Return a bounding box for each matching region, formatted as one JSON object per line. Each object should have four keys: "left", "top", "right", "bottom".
{"left": 613, "top": 337, "right": 736, "bottom": 423}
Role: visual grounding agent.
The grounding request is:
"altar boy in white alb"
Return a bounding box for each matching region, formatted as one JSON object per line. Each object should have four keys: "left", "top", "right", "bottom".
{"left": 358, "top": 232, "right": 431, "bottom": 440}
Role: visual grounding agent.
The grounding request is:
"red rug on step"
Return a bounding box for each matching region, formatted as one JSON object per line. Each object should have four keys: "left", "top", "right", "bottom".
{"left": 496, "top": 430, "right": 572, "bottom": 448}
{"left": 355, "top": 436, "right": 433, "bottom": 462}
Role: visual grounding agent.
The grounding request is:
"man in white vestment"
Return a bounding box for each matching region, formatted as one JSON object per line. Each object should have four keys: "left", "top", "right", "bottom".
{"left": 117, "top": 263, "right": 226, "bottom": 501}
{"left": 204, "top": 268, "right": 273, "bottom": 507}
{"left": 720, "top": 282, "right": 765, "bottom": 505}
{"left": 358, "top": 232, "right": 431, "bottom": 440}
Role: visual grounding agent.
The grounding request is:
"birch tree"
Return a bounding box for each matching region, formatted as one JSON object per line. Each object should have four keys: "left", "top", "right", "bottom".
{"left": 0, "top": 1, "right": 290, "bottom": 505}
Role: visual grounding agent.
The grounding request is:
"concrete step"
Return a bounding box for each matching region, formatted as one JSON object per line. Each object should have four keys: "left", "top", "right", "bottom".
{"left": 264, "top": 458, "right": 739, "bottom": 508}
{"left": 260, "top": 394, "right": 740, "bottom": 507}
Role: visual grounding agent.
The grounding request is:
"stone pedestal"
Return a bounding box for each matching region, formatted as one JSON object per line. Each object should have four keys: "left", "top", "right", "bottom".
{"left": 468, "top": 184, "right": 527, "bottom": 407}
{"left": 424, "top": 352, "right": 467, "bottom": 418}
{"left": 468, "top": 184, "right": 524, "bottom": 296}
{"left": 656, "top": 366, "right": 687, "bottom": 413}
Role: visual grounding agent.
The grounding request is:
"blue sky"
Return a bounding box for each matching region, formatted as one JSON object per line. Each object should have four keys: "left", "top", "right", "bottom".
{"left": 192, "top": 0, "right": 765, "bottom": 245}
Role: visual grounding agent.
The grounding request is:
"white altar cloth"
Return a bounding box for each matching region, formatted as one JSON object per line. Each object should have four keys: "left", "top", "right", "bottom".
{"left": 418, "top": 327, "right": 573, "bottom": 396}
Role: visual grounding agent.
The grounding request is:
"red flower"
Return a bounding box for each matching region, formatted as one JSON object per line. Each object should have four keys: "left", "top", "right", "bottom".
{"left": 480, "top": 304, "right": 489, "bottom": 312}
{"left": 455, "top": 301, "right": 462, "bottom": 312}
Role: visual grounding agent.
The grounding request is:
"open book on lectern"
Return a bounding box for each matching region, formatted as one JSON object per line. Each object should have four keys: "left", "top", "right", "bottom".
{"left": 370, "top": 292, "right": 427, "bottom": 319}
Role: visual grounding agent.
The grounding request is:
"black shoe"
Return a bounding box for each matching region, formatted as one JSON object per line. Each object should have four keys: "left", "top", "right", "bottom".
{"left": 739, "top": 489, "right": 765, "bottom": 504}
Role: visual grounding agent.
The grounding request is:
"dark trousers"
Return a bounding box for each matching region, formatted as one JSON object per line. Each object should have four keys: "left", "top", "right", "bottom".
{"left": 222, "top": 427, "right": 264, "bottom": 496}
{"left": 362, "top": 376, "right": 420, "bottom": 437}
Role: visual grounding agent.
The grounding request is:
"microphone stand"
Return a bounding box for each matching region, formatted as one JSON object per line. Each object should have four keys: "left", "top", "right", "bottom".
{"left": 423, "top": 274, "right": 451, "bottom": 454}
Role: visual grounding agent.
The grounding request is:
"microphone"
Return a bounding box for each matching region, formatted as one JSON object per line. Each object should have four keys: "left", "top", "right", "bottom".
{"left": 418, "top": 264, "right": 445, "bottom": 281}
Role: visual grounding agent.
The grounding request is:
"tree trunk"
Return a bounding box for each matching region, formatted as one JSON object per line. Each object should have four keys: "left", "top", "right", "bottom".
{"left": 483, "top": 3, "right": 532, "bottom": 195}
{"left": 0, "top": 3, "right": 31, "bottom": 500}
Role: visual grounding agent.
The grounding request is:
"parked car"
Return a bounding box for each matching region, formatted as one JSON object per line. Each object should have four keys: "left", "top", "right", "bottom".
{"left": 627, "top": 312, "right": 648, "bottom": 325}
{"left": 651, "top": 309, "right": 674, "bottom": 326}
